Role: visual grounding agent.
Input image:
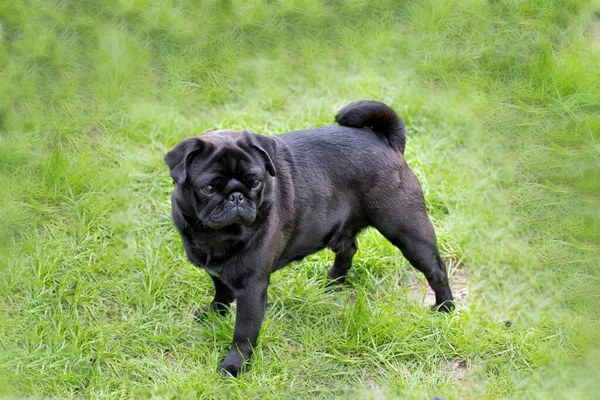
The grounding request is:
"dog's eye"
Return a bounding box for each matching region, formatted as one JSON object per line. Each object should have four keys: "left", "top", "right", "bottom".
{"left": 251, "top": 180, "right": 262, "bottom": 189}
{"left": 201, "top": 185, "right": 214, "bottom": 194}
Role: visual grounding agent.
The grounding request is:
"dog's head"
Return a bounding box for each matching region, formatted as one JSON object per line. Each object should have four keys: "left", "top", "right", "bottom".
{"left": 165, "top": 130, "right": 277, "bottom": 231}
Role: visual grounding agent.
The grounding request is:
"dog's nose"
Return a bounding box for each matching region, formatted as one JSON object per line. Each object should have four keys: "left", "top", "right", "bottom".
{"left": 228, "top": 192, "right": 244, "bottom": 205}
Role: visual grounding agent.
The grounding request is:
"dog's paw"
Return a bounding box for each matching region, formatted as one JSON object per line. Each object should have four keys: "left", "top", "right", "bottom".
{"left": 193, "top": 306, "right": 211, "bottom": 322}
{"left": 431, "top": 300, "right": 454, "bottom": 313}
{"left": 323, "top": 273, "right": 348, "bottom": 293}
{"left": 194, "top": 303, "right": 230, "bottom": 322}
{"left": 217, "top": 352, "right": 247, "bottom": 377}
{"left": 324, "top": 278, "right": 344, "bottom": 292}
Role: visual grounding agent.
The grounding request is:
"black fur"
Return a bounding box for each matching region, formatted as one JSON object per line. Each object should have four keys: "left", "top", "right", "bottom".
{"left": 164, "top": 101, "right": 453, "bottom": 377}
{"left": 335, "top": 100, "right": 406, "bottom": 153}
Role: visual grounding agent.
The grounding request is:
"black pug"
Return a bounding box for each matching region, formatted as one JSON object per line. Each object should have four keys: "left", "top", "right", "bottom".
{"left": 164, "top": 101, "right": 454, "bottom": 376}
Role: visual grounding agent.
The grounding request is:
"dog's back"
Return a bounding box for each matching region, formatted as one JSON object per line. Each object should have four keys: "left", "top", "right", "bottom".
{"left": 272, "top": 102, "right": 412, "bottom": 266}
{"left": 275, "top": 101, "right": 408, "bottom": 201}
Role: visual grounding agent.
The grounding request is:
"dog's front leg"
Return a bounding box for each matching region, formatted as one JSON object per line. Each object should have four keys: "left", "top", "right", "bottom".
{"left": 218, "top": 278, "right": 269, "bottom": 377}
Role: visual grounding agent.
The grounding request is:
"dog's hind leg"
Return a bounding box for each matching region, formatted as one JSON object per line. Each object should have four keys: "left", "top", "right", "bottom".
{"left": 394, "top": 233, "right": 454, "bottom": 312}
{"left": 326, "top": 236, "right": 357, "bottom": 287}
{"left": 379, "top": 219, "right": 453, "bottom": 311}
{"left": 369, "top": 171, "right": 454, "bottom": 311}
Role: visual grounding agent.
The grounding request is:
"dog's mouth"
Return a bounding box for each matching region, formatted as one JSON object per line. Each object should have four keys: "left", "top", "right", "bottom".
{"left": 204, "top": 218, "right": 254, "bottom": 231}
{"left": 202, "top": 206, "right": 257, "bottom": 231}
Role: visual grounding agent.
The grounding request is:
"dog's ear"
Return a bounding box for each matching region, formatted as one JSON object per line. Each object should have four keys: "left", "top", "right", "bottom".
{"left": 248, "top": 132, "right": 277, "bottom": 177}
{"left": 164, "top": 137, "right": 204, "bottom": 184}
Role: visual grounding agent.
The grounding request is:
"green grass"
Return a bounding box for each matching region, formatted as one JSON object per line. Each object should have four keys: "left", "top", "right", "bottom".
{"left": 1, "top": 0, "right": 599, "bottom": 398}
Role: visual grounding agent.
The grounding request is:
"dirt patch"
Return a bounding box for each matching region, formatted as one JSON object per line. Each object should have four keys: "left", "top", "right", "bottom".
{"left": 163, "top": 350, "right": 176, "bottom": 366}
{"left": 359, "top": 378, "right": 387, "bottom": 400}
{"left": 589, "top": 17, "right": 600, "bottom": 47}
{"left": 409, "top": 259, "right": 468, "bottom": 307}
{"left": 444, "top": 359, "right": 467, "bottom": 381}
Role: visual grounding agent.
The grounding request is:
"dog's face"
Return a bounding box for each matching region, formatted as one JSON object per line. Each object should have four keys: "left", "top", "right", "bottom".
{"left": 165, "top": 131, "right": 277, "bottom": 231}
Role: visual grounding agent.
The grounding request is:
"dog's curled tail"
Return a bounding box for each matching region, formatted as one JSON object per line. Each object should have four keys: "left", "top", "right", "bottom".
{"left": 335, "top": 101, "right": 406, "bottom": 153}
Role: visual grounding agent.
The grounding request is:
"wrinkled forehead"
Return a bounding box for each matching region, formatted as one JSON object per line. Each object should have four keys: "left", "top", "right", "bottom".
{"left": 188, "top": 131, "right": 263, "bottom": 177}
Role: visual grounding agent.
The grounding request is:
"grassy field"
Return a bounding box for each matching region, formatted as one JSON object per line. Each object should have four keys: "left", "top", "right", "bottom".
{"left": 1, "top": 0, "right": 599, "bottom": 398}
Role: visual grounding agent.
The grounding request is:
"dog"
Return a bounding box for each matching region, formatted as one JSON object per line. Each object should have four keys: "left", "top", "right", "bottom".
{"left": 164, "top": 101, "right": 454, "bottom": 376}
